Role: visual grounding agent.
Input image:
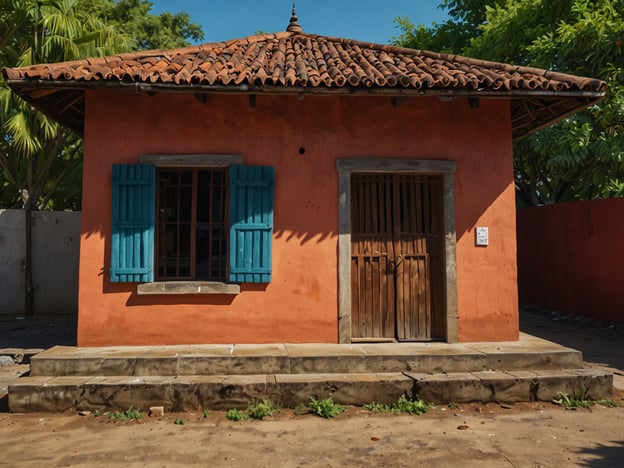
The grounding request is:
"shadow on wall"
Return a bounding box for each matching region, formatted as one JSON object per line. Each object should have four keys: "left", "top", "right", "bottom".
{"left": 0, "top": 209, "right": 80, "bottom": 317}
{"left": 80, "top": 93, "right": 513, "bottom": 243}
{"left": 517, "top": 199, "right": 624, "bottom": 324}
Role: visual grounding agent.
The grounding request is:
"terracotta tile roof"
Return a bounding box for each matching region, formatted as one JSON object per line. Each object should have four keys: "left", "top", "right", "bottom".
{"left": 2, "top": 31, "right": 606, "bottom": 139}
{"left": 4, "top": 32, "right": 605, "bottom": 93}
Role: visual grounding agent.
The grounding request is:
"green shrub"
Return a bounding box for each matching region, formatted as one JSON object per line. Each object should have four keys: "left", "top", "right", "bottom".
{"left": 365, "top": 396, "right": 431, "bottom": 415}
{"left": 392, "top": 395, "right": 431, "bottom": 414}
{"left": 247, "top": 399, "right": 280, "bottom": 420}
{"left": 308, "top": 396, "right": 347, "bottom": 418}
{"left": 225, "top": 408, "right": 249, "bottom": 421}
{"left": 107, "top": 406, "right": 143, "bottom": 421}
{"left": 293, "top": 402, "right": 307, "bottom": 416}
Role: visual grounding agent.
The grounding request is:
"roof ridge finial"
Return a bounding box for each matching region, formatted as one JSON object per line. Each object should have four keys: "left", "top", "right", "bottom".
{"left": 286, "top": 2, "right": 303, "bottom": 33}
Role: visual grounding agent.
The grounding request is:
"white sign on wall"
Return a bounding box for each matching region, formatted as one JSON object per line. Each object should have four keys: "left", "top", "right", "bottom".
{"left": 475, "top": 226, "right": 489, "bottom": 246}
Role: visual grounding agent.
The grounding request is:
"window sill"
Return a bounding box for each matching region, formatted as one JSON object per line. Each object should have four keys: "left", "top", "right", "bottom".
{"left": 137, "top": 281, "right": 240, "bottom": 295}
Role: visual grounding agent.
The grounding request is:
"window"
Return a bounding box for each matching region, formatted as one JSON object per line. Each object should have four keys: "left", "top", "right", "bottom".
{"left": 157, "top": 168, "right": 228, "bottom": 281}
{"left": 110, "top": 163, "right": 274, "bottom": 285}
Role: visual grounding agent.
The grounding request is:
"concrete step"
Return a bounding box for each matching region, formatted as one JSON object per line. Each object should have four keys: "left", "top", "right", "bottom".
{"left": 29, "top": 335, "right": 583, "bottom": 377}
{"left": 9, "top": 369, "right": 612, "bottom": 413}
{"left": 0, "top": 348, "right": 44, "bottom": 365}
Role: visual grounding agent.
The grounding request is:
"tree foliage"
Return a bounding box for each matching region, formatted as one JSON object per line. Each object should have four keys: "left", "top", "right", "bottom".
{"left": 86, "top": 0, "right": 204, "bottom": 50}
{"left": 1, "top": 0, "right": 133, "bottom": 210}
{"left": 394, "top": 0, "right": 624, "bottom": 205}
{"left": 0, "top": 0, "right": 203, "bottom": 210}
{"left": 393, "top": 0, "right": 505, "bottom": 53}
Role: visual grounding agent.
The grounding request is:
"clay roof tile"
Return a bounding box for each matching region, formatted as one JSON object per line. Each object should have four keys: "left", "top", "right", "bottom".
{"left": 2, "top": 29, "right": 607, "bottom": 140}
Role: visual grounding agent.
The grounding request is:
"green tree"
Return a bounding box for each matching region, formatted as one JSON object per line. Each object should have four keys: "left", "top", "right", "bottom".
{"left": 1, "top": 0, "right": 134, "bottom": 211}
{"left": 0, "top": 0, "right": 204, "bottom": 211}
{"left": 394, "top": 0, "right": 624, "bottom": 205}
{"left": 86, "top": 0, "right": 204, "bottom": 50}
{"left": 393, "top": 0, "right": 505, "bottom": 53}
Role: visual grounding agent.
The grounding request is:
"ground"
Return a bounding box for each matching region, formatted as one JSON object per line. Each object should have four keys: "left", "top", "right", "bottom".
{"left": 0, "top": 307, "right": 622, "bottom": 467}
{"left": 0, "top": 401, "right": 623, "bottom": 467}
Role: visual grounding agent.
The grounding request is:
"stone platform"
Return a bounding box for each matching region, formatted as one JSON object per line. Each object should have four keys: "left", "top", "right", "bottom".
{"left": 8, "top": 333, "right": 613, "bottom": 412}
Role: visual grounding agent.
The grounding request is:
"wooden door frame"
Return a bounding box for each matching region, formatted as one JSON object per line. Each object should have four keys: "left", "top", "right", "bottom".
{"left": 336, "top": 158, "right": 458, "bottom": 343}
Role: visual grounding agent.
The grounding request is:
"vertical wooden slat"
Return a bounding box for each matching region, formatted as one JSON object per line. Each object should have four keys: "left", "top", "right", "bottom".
{"left": 351, "top": 257, "right": 359, "bottom": 338}
{"left": 250, "top": 169, "right": 259, "bottom": 282}
{"left": 393, "top": 174, "right": 404, "bottom": 339}
{"left": 362, "top": 257, "right": 370, "bottom": 336}
{"left": 236, "top": 166, "right": 245, "bottom": 280}
{"left": 221, "top": 172, "right": 228, "bottom": 279}
{"left": 366, "top": 176, "right": 374, "bottom": 334}
{"left": 207, "top": 170, "right": 214, "bottom": 278}
{"left": 190, "top": 170, "right": 197, "bottom": 278}
{"left": 383, "top": 175, "right": 394, "bottom": 337}
{"left": 117, "top": 168, "right": 126, "bottom": 282}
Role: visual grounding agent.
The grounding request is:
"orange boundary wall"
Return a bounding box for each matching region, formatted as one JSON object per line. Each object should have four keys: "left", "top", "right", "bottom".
{"left": 517, "top": 199, "right": 624, "bottom": 323}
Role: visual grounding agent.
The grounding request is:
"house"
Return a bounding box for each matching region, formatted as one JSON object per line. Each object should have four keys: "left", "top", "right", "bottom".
{"left": 3, "top": 12, "right": 605, "bottom": 347}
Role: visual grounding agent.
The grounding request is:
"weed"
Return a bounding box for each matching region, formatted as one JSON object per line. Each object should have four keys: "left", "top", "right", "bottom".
{"left": 448, "top": 401, "right": 458, "bottom": 410}
{"left": 364, "top": 396, "right": 431, "bottom": 415}
{"left": 363, "top": 402, "right": 392, "bottom": 412}
{"left": 247, "top": 399, "right": 280, "bottom": 420}
{"left": 308, "top": 396, "right": 347, "bottom": 418}
{"left": 550, "top": 386, "right": 616, "bottom": 409}
{"left": 225, "top": 408, "right": 249, "bottom": 421}
{"left": 391, "top": 395, "right": 431, "bottom": 415}
{"left": 202, "top": 409, "right": 212, "bottom": 418}
{"left": 552, "top": 385, "right": 620, "bottom": 409}
{"left": 552, "top": 386, "right": 594, "bottom": 409}
{"left": 293, "top": 402, "right": 307, "bottom": 416}
{"left": 107, "top": 406, "right": 143, "bottom": 421}
{"left": 596, "top": 399, "right": 620, "bottom": 408}
{"left": 174, "top": 418, "right": 185, "bottom": 425}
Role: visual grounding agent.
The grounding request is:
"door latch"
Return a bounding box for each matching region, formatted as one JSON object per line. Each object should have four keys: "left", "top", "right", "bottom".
{"left": 388, "top": 255, "right": 403, "bottom": 273}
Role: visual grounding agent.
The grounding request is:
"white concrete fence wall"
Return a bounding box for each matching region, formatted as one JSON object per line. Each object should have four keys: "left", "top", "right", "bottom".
{"left": 0, "top": 209, "right": 80, "bottom": 317}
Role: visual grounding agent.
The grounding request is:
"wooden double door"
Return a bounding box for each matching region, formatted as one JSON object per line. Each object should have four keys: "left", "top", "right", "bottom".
{"left": 351, "top": 173, "right": 446, "bottom": 341}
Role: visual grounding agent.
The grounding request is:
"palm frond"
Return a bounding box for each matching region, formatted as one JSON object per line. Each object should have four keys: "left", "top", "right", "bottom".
{"left": 4, "top": 110, "right": 42, "bottom": 157}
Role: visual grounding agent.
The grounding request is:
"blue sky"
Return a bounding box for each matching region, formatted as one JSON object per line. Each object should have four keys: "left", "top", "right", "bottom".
{"left": 149, "top": 1, "right": 450, "bottom": 45}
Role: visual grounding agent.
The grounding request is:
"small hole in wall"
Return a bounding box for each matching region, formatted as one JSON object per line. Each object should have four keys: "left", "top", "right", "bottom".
{"left": 298, "top": 147, "right": 305, "bottom": 155}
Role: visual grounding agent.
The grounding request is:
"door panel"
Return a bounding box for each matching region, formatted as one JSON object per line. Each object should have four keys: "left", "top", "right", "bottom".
{"left": 351, "top": 173, "right": 445, "bottom": 341}
{"left": 351, "top": 174, "right": 395, "bottom": 340}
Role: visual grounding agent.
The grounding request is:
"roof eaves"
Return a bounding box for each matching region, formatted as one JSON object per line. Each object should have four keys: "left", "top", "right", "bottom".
{"left": 4, "top": 76, "right": 606, "bottom": 100}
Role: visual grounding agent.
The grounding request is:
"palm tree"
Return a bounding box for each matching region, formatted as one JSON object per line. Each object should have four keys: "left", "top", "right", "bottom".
{"left": 1, "top": 0, "right": 134, "bottom": 210}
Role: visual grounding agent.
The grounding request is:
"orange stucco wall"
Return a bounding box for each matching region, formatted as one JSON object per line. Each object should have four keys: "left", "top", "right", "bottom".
{"left": 517, "top": 199, "right": 624, "bottom": 323}
{"left": 78, "top": 90, "right": 518, "bottom": 345}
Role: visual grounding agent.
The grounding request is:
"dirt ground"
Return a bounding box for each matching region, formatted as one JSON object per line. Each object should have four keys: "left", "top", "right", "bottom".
{"left": 0, "top": 400, "right": 623, "bottom": 467}
{"left": 0, "top": 307, "right": 623, "bottom": 467}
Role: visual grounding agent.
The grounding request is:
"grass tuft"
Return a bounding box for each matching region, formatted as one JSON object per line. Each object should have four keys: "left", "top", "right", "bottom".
{"left": 107, "top": 406, "right": 143, "bottom": 421}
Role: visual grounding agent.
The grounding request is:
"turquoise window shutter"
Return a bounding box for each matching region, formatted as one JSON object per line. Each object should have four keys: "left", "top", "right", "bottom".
{"left": 229, "top": 166, "right": 274, "bottom": 282}
{"left": 110, "top": 164, "right": 155, "bottom": 282}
